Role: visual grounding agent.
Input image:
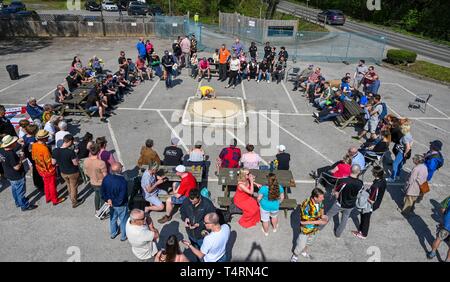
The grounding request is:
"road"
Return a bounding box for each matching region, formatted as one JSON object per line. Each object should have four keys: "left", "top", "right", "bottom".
{"left": 277, "top": 0, "right": 450, "bottom": 64}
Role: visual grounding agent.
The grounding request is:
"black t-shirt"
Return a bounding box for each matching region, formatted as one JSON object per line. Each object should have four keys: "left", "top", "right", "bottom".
{"left": 85, "top": 93, "right": 99, "bottom": 109}
{"left": 66, "top": 75, "right": 79, "bottom": 92}
{"left": 278, "top": 50, "right": 288, "bottom": 60}
{"left": 370, "top": 178, "right": 386, "bottom": 211}
{"left": 52, "top": 147, "right": 79, "bottom": 174}
{"left": 336, "top": 177, "right": 363, "bottom": 209}
{"left": 259, "top": 62, "right": 269, "bottom": 72}
{"left": 54, "top": 88, "right": 69, "bottom": 103}
{"left": 0, "top": 148, "right": 25, "bottom": 180}
{"left": 268, "top": 51, "right": 276, "bottom": 62}
{"left": 264, "top": 46, "right": 271, "bottom": 58}
{"left": 240, "top": 61, "right": 248, "bottom": 71}
{"left": 390, "top": 127, "right": 403, "bottom": 145}
{"left": 77, "top": 139, "right": 90, "bottom": 159}
{"left": 163, "top": 146, "right": 183, "bottom": 166}
{"left": 118, "top": 56, "right": 126, "bottom": 65}
{"left": 0, "top": 117, "right": 17, "bottom": 137}
{"left": 373, "top": 141, "right": 388, "bottom": 153}
{"left": 276, "top": 152, "right": 290, "bottom": 170}
{"left": 249, "top": 45, "right": 257, "bottom": 58}
{"left": 249, "top": 62, "right": 258, "bottom": 73}
{"left": 162, "top": 55, "right": 174, "bottom": 70}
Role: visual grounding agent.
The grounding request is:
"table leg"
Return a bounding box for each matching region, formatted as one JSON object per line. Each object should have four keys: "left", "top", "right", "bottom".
{"left": 284, "top": 188, "right": 289, "bottom": 218}
{"left": 78, "top": 105, "right": 91, "bottom": 118}
{"left": 60, "top": 105, "right": 66, "bottom": 116}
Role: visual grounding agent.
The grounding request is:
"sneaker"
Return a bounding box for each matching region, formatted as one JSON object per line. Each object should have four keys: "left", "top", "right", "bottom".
{"left": 22, "top": 205, "right": 38, "bottom": 211}
{"left": 267, "top": 80, "right": 270, "bottom": 83}
{"left": 300, "top": 252, "right": 314, "bottom": 260}
{"left": 313, "top": 112, "right": 319, "bottom": 118}
{"left": 426, "top": 251, "right": 436, "bottom": 259}
{"left": 157, "top": 215, "right": 172, "bottom": 224}
{"left": 292, "top": 87, "right": 298, "bottom": 91}
{"left": 120, "top": 237, "right": 128, "bottom": 242}
{"left": 351, "top": 136, "right": 361, "bottom": 140}
{"left": 225, "top": 85, "right": 230, "bottom": 89}
{"left": 261, "top": 227, "right": 269, "bottom": 236}
{"left": 256, "top": 80, "right": 259, "bottom": 83}
{"left": 386, "top": 177, "right": 396, "bottom": 183}
{"left": 110, "top": 231, "right": 120, "bottom": 240}
{"left": 290, "top": 255, "right": 298, "bottom": 262}
{"left": 232, "top": 85, "right": 235, "bottom": 89}
{"left": 352, "top": 231, "right": 366, "bottom": 240}
{"left": 272, "top": 225, "right": 278, "bottom": 233}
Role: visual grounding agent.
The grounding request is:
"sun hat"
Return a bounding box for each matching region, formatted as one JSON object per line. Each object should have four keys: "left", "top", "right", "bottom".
{"left": 277, "top": 145, "right": 286, "bottom": 152}
{"left": 36, "top": 129, "right": 50, "bottom": 139}
{"left": 0, "top": 135, "right": 18, "bottom": 148}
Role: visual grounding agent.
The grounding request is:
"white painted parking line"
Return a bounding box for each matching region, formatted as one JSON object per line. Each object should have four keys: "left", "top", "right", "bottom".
{"left": 107, "top": 121, "right": 124, "bottom": 168}
{"left": 386, "top": 104, "right": 402, "bottom": 118}
{"left": 281, "top": 81, "right": 299, "bottom": 114}
{"left": 240, "top": 80, "right": 247, "bottom": 100}
{"left": 138, "top": 77, "right": 160, "bottom": 109}
{"left": 384, "top": 82, "right": 449, "bottom": 119}
{"left": 414, "top": 119, "right": 450, "bottom": 135}
{"left": 157, "top": 110, "right": 189, "bottom": 152}
{"left": 258, "top": 112, "right": 334, "bottom": 164}
{"left": 117, "top": 107, "right": 179, "bottom": 111}
{"left": 0, "top": 72, "right": 41, "bottom": 94}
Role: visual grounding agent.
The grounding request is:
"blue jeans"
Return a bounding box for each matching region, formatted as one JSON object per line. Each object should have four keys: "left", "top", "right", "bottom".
{"left": 152, "top": 66, "right": 162, "bottom": 77}
{"left": 110, "top": 205, "right": 129, "bottom": 240}
{"left": 391, "top": 152, "right": 405, "bottom": 179}
{"left": 189, "top": 236, "right": 204, "bottom": 249}
{"left": 258, "top": 71, "right": 270, "bottom": 81}
{"left": 10, "top": 178, "right": 30, "bottom": 210}
{"left": 165, "top": 69, "right": 172, "bottom": 87}
{"left": 319, "top": 113, "right": 339, "bottom": 122}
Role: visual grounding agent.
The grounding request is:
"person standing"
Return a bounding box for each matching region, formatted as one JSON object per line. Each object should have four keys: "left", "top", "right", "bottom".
{"left": 258, "top": 173, "right": 284, "bottom": 236}
{"left": 424, "top": 140, "right": 444, "bottom": 182}
{"left": 225, "top": 54, "right": 240, "bottom": 89}
{"left": 96, "top": 137, "right": 116, "bottom": 174}
{"left": 353, "top": 60, "right": 368, "bottom": 90}
{"left": 387, "top": 123, "right": 413, "bottom": 182}
{"left": 101, "top": 162, "right": 129, "bottom": 241}
{"left": 248, "top": 42, "right": 258, "bottom": 61}
{"left": 427, "top": 197, "right": 450, "bottom": 261}
{"left": 155, "top": 235, "right": 190, "bottom": 262}
{"left": 126, "top": 209, "right": 160, "bottom": 261}
{"left": 161, "top": 50, "right": 175, "bottom": 89}
{"left": 234, "top": 169, "right": 261, "bottom": 229}
{"left": 52, "top": 134, "right": 82, "bottom": 208}
{"left": 0, "top": 105, "right": 17, "bottom": 137}
{"left": 182, "top": 212, "right": 231, "bottom": 262}
{"left": 180, "top": 189, "right": 216, "bottom": 250}
{"left": 231, "top": 38, "right": 244, "bottom": 56}
{"left": 180, "top": 35, "right": 191, "bottom": 68}
{"left": 21, "top": 124, "right": 44, "bottom": 192}
{"left": 352, "top": 166, "right": 386, "bottom": 239}
{"left": 291, "top": 188, "right": 327, "bottom": 262}
{"left": 136, "top": 37, "right": 147, "bottom": 61}
{"left": 83, "top": 144, "right": 107, "bottom": 214}
{"left": 31, "top": 130, "right": 66, "bottom": 206}
{"left": 326, "top": 164, "right": 363, "bottom": 237}
{"left": 218, "top": 44, "right": 231, "bottom": 82}
{"left": 0, "top": 135, "right": 37, "bottom": 211}
{"left": 401, "top": 154, "right": 428, "bottom": 215}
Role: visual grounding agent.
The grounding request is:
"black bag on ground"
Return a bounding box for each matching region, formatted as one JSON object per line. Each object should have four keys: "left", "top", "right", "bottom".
{"left": 6, "top": 65, "right": 19, "bottom": 80}
{"left": 128, "top": 176, "right": 147, "bottom": 211}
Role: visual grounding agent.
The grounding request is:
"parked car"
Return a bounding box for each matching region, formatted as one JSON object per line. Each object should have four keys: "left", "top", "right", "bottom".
{"left": 101, "top": 0, "right": 119, "bottom": 11}
{"left": 127, "top": 1, "right": 149, "bottom": 16}
{"left": 85, "top": 0, "right": 101, "bottom": 11}
{"left": 148, "top": 4, "right": 163, "bottom": 15}
{"left": 117, "top": 0, "right": 129, "bottom": 11}
{"left": 317, "top": 9, "right": 345, "bottom": 25}
{"left": 1, "top": 0, "right": 26, "bottom": 14}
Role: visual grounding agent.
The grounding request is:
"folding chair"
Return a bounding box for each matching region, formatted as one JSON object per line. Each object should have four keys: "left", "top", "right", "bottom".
{"left": 285, "top": 67, "right": 300, "bottom": 82}
{"left": 408, "top": 94, "right": 432, "bottom": 113}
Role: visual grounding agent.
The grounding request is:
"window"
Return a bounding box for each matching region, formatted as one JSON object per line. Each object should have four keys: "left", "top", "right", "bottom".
{"left": 267, "top": 26, "right": 294, "bottom": 37}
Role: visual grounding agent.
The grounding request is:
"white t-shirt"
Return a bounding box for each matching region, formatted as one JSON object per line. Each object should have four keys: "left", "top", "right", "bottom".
{"left": 229, "top": 59, "right": 240, "bottom": 71}
{"left": 200, "top": 224, "right": 230, "bottom": 262}
{"left": 55, "top": 130, "right": 70, "bottom": 148}
{"left": 125, "top": 220, "right": 158, "bottom": 260}
{"left": 43, "top": 122, "right": 55, "bottom": 142}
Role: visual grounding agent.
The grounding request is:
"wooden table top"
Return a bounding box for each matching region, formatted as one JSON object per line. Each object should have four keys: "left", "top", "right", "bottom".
{"left": 218, "top": 168, "right": 296, "bottom": 187}
{"left": 156, "top": 165, "right": 203, "bottom": 182}
{"left": 62, "top": 88, "right": 90, "bottom": 104}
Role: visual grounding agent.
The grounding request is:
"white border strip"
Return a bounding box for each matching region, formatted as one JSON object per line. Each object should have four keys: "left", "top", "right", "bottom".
{"left": 157, "top": 109, "right": 189, "bottom": 152}
{"left": 138, "top": 77, "right": 160, "bottom": 109}
{"left": 0, "top": 72, "right": 41, "bottom": 94}
{"left": 281, "top": 80, "right": 299, "bottom": 114}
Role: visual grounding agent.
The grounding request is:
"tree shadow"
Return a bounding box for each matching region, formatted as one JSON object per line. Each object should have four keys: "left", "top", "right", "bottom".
{"left": 0, "top": 38, "right": 53, "bottom": 56}
{"left": 244, "top": 242, "right": 266, "bottom": 262}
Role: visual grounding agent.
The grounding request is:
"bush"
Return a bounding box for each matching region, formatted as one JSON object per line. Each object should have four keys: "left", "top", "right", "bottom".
{"left": 386, "top": 49, "right": 417, "bottom": 65}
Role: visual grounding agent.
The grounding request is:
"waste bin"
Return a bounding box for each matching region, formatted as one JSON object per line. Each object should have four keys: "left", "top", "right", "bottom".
{"left": 6, "top": 65, "right": 19, "bottom": 80}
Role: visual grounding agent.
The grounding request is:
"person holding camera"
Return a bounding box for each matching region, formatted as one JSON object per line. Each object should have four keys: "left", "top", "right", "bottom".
{"left": 141, "top": 162, "right": 168, "bottom": 213}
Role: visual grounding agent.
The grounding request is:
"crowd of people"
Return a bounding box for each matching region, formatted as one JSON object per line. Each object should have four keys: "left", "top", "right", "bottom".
{"left": 0, "top": 35, "right": 448, "bottom": 262}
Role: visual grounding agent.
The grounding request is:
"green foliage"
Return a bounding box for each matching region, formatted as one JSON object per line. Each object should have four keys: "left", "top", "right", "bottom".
{"left": 395, "top": 60, "right": 450, "bottom": 83}
{"left": 386, "top": 49, "right": 417, "bottom": 65}
{"left": 401, "top": 9, "right": 419, "bottom": 31}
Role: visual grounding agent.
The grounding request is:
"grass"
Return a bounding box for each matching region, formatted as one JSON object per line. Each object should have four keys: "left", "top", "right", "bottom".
{"left": 390, "top": 60, "right": 450, "bottom": 83}
{"left": 19, "top": 0, "right": 86, "bottom": 10}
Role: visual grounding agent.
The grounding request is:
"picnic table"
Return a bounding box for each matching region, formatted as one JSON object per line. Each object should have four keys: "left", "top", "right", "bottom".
{"left": 334, "top": 99, "right": 365, "bottom": 129}
{"left": 60, "top": 87, "right": 93, "bottom": 118}
{"left": 217, "top": 168, "right": 298, "bottom": 218}
{"left": 156, "top": 165, "right": 203, "bottom": 183}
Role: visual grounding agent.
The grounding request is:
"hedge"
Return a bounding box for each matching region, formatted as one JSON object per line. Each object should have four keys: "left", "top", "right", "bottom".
{"left": 386, "top": 49, "right": 417, "bottom": 65}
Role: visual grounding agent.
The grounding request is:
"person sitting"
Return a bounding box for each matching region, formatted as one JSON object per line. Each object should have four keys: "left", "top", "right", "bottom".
{"left": 54, "top": 84, "right": 71, "bottom": 109}
{"left": 70, "top": 56, "right": 83, "bottom": 74}
{"left": 26, "top": 97, "right": 44, "bottom": 125}
{"left": 257, "top": 58, "right": 270, "bottom": 83}
{"left": 212, "top": 49, "right": 220, "bottom": 65}
{"left": 88, "top": 55, "right": 104, "bottom": 74}
{"left": 137, "top": 139, "right": 161, "bottom": 169}
{"left": 190, "top": 53, "right": 199, "bottom": 78}
{"left": 158, "top": 165, "right": 198, "bottom": 224}
{"left": 240, "top": 144, "right": 264, "bottom": 170}
{"left": 301, "top": 67, "right": 321, "bottom": 95}
{"left": 247, "top": 59, "right": 258, "bottom": 81}
{"left": 150, "top": 53, "right": 163, "bottom": 78}
{"left": 197, "top": 57, "right": 211, "bottom": 82}
{"left": 234, "top": 169, "right": 261, "bottom": 228}
{"left": 314, "top": 81, "right": 333, "bottom": 109}
{"left": 348, "top": 146, "right": 366, "bottom": 170}
{"left": 272, "top": 56, "right": 287, "bottom": 84}
{"left": 126, "top": 58, "right": 139, "bottom": 86}
{"left": 313, "top": 98, "right": 344, "bottom": 123}
{"left": 217, "top": 138, "right": 241, "bottom": 172}
{"left": 66, "top": 71, "right": 81, "bottom": 92}
{"left": 42, "top": 104, "right": 55, "bottom": 125}
{"left": 239, "top": 56, "right": 248, "bottom": 83}
{"left": 292, "top": 64, "right": 314, "bottom": 91}
{"left": 188, "top": 141, "right": 205, "bottom": 166}
{"left": 43, "top": 115, "right": 62, "bottom": 145}
{"left": 359, "top": 131, "right": 390, "bottom": 165}
{"left": 275, "top": 145, "right": 290, "bottom": 170}
{"left": 155, "top": 235, "right": 189, "bottom": 262}
{"left": 136, "top": 56, "right": 152, "bottom": 81}
{"left": 85, "top": 83, "right": 107, "bottom": 122}
{"left": 310, "top": 154, "right": 352, "bottom": 186}
{"left": 141, "top": 162, "right": 167, "bottom": 213}
{"left": 199, "top": 86, "right": 216, "bottom": 100}
{"left": 162, "top": 137, "right": 184, "bottom": 166}
{"left": 308, "top": 76, "right": 326, "bottom": 104}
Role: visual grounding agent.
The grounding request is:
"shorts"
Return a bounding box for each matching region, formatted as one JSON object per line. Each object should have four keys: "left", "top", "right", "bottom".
{"left": 437, "top": 228, "right": 449, "bottom": 241}
{"left": 87, "top": 106, "right": 99, "bottom": 113}
{"left": 364, "top": 119, "right": 379, "bottom": 134}
{"left": 144, "top": 189, "right": 167, "bottom": 207}
{"left": 260, "top": 207, "right": 279, "bottom": 222}
{"left": 171, "top": 195, "right": 187, "bottom": 205}
{"left": 294, "top": 232, "right": 318, "bottom": 255}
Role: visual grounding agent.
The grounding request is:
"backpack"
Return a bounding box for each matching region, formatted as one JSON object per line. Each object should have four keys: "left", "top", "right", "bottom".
{"left": 200, "top": 187, "right": 210, "bottom": 199}
{"left": 427, "top": 152, "right": 444, "bottom": 170}
{"left": 379, "top": 102, "right": 388, "bottom": 120}
{"left": 356, "top": 185, "right": 373, "bottom": 214}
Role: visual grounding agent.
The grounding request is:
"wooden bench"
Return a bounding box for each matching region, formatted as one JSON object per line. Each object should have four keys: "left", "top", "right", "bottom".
{"left": 217, "top": 197, "right": 297, "bottom": 211}
{"left": 334, "top": 100, "right": 365, "bottom": 129}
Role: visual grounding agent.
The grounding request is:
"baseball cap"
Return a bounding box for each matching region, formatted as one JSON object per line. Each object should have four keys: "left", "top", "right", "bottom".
{"left": 171, "top": 137, "right": 180, "bottom": 145}
{"left": 175, "top": 165, "right": 186, "bottom": 173}
{"left": 430, "top": 140, "right": 443, "bottom": 151}
{"left": 277, "top": 145, "right": 286, "bottom": 152}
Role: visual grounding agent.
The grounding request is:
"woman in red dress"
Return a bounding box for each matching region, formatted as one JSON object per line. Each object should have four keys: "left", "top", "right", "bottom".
{"left": 234, "top": 169, "right": 261, "bottom": 228}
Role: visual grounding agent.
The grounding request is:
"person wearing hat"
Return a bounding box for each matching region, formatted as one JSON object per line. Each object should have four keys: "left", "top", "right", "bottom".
{"left": 162, "top": 137, "right": 184, "bottom": 166}
{"left": 424, "top": 140, "right": 444, "bottom": 182}
{"left": 158, "top": 164, "right": 198, "bottom": 224}
{"left": 276, "top": 145, "right": 291, "bottom": 170}
{"left": 401, "top": 154, "right": 428, "bottom": 216}
{"left": 161, "top": 50, "right": 175, "bottom": 89}
{"left": 0, "top": 135, "right": 37, "bottom": 211}
{"left": 292, "top": 65, "right": 314, "bottom": 91}
{"left": 31, "top": 129, "right": 66, "bottom": 206}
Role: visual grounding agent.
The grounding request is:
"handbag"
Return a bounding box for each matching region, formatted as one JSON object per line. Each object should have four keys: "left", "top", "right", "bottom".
{"left": 419, "top": 181, "right": 430, "bottom": 194}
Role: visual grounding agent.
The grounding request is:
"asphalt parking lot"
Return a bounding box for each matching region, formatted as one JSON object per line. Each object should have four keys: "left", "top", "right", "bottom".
{"left": 0, "top": 37, "right": 449, "bottom": 262}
